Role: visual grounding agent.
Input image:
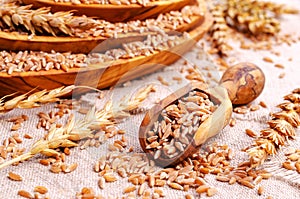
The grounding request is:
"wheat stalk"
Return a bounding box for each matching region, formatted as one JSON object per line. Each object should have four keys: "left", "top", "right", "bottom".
{"left": 246, "top": 88, "right": 300, "bottom": 168}
{"left": 0, "top": 85, "right": 76, "bottom": 113}
{"left": 207, "top": 0, "right": 298, "bottom": 57}
{"left": 225, "top": 0, "right": 283, "bottom": 35}
{"left": 225, "top": 0, "right": 299, "bottom": 34}
{"left": 0, "top": 85, "right": 104, "bottom": 113}
{"left": 0, "top": 84, "right": 155, "bottom": 169}
{"left": 0, "top": 3, "right": 98, "bottom": 36}
{"left": 209, "top": 3, "right": 232, "bottom": 56}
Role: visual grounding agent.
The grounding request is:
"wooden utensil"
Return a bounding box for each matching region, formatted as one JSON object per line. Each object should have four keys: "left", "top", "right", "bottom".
{"left": 0, "top": 11, "right": 213, "bottom": 97}
{"left": 22, "top": 0, "right": 195, "bottom": 22}
{"left": 139, "top": 62, "right": 265, "bottom": 167}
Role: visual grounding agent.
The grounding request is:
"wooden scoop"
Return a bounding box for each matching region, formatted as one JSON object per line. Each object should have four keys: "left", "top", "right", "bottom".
{"left": 139, "top": 62, "right": 265, "bottom": 167}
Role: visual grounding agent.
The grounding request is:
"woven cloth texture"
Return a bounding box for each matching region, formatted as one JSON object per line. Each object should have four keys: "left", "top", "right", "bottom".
{"left": 1, "top": 1, "right": 300, "bottom": 198}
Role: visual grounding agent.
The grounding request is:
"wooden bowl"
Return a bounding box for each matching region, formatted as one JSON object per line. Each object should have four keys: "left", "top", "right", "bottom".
{"left": 22, "top": 0, "right": 196, "bottom": 22}
{"left": 0, "top": 15, "right": 203, "bottom": 53}
{"left": 0, "top": 12, "right": 213, "bottom": 97}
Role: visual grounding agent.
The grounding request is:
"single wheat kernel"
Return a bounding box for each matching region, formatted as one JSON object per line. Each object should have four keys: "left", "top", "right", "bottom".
{"left": 274, "top": 64, "right": 285, "bottom": 69}
{"left": 229, "top": 177, "right": 237, "bottom": 185}
{"left": 24, "top": 134, "right": 33, "bottom": 139}
{"left": 253, "top": 176, "right": 263, "bottom": 184}
{"left": 169, "top": 182, "right": 184, "bottom": 190}
{"left": 18, "top": 190, "right": 33, "bottom": 198}
{"left": 155, "top": 179, "right": 166, "bottom": 187}
{"left": 287, "top": 153, "right": 299, "bottom": 161}
{"left": 245, "top": 129, "right": 257, "bottom": 138}
{"left": 98, "top": 177, "right": 105, "bottom": 189}
{"left": 8, "top": 172, "right": 22, "bottom": 181}
{"left": 257, "top": 186, "right": 264, "bottom": 195}
{"left": 148, "top": 174, "right": 155, "bottom": 188}
{"left": 196, "top": 185, "right": 209, "bottom": 194}
{"left": 39, "top": 159, "right": 50, "bottom": 166}
{"left": 239, "top": 180, "right": 255, "bottom": 189}
{"left": 295, "top": 162, "right": 300, "bottom": 173}
{"left": 157, "top": 75, "right": 169, "bottom": 86}
{"left": 216, "top": 175, "right": 230, "bottom": 182}
{"left": 11, "top": 123, "right": 21, "bottom": 131}
{"left": 50, "top": 165, "right": 62, "bottom": 173}
{"left": 229, "top": 118, "right": 236, "bottom": 127}
{"left": 64, "top": 148, "right": 71, "bottom": 155}
{"left": 34, "top": 186, "right": 48, "bottom": 194}
{"left": 250, "top": 105, "right": 260, "bottom": 111}
{"left": 282, "top": 161, "right": 295, "bottom": 170}
{"left": 103, "top": 174, "right": 117, "bottom": 182}
{"left": 259, "top": 101, "right": 267, "bottom": 108}
{"left": 279, "top": 72, "right": 285, "bottom": 79}
{"left": 123, "top": 186, "right": 136, "bottom": 193}
{"left": 154, "top": 189, "right": 165, "bottom": 197}
{"left": 263, "top": 57, "right": 274, "bottom": 63}
{"left": 185, "top": 194, "right": 195, "bottom": 199}
{"left": 138, "top": 183, "right": 146, "bottom": 196}
{"left": 66, "top": 163, "right": 78, "bottom": 173}
{"left": 207, "top": 187, "right": 217, "bottom": 197}
{"left": 143, "top": 189, "right": 151, "bottom": 197}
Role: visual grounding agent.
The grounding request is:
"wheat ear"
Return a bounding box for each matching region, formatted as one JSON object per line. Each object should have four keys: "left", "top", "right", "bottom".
{"left": 0, "top": 3, "right": 98, "bottom": 36}
{"left": 0, "top": 84, "right": 155, "bottom": 169}
{"left": 209, "top": 3, "right": 232, "bottom": 56}
{"left": 0, "top": 86, "right": 76, "bottom": 113}
{"left": 246, "top": 88, "right": 300, "bottom": 168}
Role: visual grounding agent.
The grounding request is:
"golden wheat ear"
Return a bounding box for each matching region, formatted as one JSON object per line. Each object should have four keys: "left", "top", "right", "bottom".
{"left": 0, "top": 84, "right": 155, "bottom": 169}
{"left": 0, "top": 86, "right": 76, "bottom": 113}
{"left": 0, "top": 4, "right": 98, "bottom": 36}
{"left": 246, "top": 88, "right": 300, "bottom": 168}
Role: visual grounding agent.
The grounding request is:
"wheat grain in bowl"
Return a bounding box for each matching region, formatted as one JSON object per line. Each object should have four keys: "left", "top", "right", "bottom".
{"left": 145, "top": 90, "right": 217, "bottom": 161}
{"left": 53, "top": 0, "right": 168, "bottom": 5}
{"left": 0, "top": 32, "right": 185, "bottom": 74}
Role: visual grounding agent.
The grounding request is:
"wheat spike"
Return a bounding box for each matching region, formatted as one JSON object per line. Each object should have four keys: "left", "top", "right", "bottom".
{"left": 0, "top": 85, "right": 75, "bottom": 113}
{"left": 208, "top": 0, "right": 297, "bottom": 57}
{"left": 209, "top": 3, "right": 232, "bottom": 56}
{"left": 246, "top": 88, "right": 300, "bottom": 168}
{"left": 0, "top": 84, "right": 155, "bottom": 169}
{"left": 226, "top": 0, "right": 281, "bottom": 35}
{"left": 0, "top": 3, "right": 98, "bottom": 36}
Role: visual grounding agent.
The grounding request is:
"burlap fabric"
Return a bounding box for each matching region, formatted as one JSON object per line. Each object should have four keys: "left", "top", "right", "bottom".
{"left": 1, "top": 1, "right": 300, "bottom": 198}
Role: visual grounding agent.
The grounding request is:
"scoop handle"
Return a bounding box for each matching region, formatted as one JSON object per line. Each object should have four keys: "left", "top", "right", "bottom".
{"left": 193, "top": 86, "right": 232, "bottom": 146}
{"left": 193, "top": 62, "right": 265, "bottom": 146}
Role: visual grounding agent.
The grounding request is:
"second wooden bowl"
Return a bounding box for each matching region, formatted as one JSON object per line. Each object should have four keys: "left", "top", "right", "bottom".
{"left": 0, "top": 11, "right": 213, "bottom": 97}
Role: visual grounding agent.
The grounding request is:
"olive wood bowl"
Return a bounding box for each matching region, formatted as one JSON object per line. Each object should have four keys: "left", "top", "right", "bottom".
{"left": 0, "top": 14, "right": 203, "bottom": 53}
{"left": 0, "top": 11, "right": 213, "bottom": 97}
{"left": 22, "top": 0, "right": 196, "bottom": 22}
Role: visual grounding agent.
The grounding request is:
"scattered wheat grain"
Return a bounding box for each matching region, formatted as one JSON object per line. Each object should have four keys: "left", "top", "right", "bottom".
{"left": 8, "top": 172, "right": 22, "bottom": 181}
